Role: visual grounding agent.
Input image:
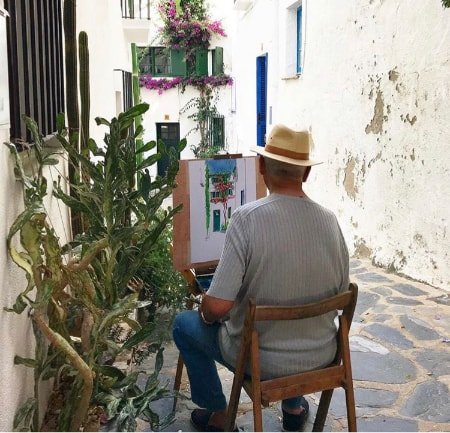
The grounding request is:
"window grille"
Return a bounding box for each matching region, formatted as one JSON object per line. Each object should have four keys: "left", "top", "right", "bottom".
{"left": 5, "top": 0, "right": 64, "bottom": 147}
{"left": 207, "top": 114, "right": 225, "bottom": 149}
{"left": 121, "top": 0, "right": 150, "bottom": 20}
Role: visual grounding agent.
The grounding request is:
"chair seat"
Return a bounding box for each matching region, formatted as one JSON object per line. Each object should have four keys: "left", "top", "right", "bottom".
{"left": 244, "top": 364, "right": 346, "bottom": 406}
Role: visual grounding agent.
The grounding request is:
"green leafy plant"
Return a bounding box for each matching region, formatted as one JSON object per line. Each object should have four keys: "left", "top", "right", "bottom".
{"left": 6, "top": 104, "right": 186, "bottom": 431}
{"left": 180, "top": 86, "right": 225, "bottom": 157}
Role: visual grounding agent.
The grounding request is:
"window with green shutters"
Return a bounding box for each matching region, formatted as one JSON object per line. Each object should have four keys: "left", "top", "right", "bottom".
{"left": 212, "top": 47, "right": 224, "bottom": 76}
{"left": 138, "top": 47, "right": 170, "bottom": 76}
{"left": 169, "top": 48, "right": 186, "bottom": 76}
{"left": 195, "top": 49, "right": 208, "bottom": 76}
{"left": 138, "top": 46, "right": 225, "bottom": 78}
{"left": 138, "top": 46, "right": 187, "bottom": 77}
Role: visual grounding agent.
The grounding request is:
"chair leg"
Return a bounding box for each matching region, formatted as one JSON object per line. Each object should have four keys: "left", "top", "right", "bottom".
{"left": 313, "top": 389, "right": 334, "bottom": 432}
{"left": 345, "top": 385, "right": 357, "bottom": 432}
{"left": 225, "top": 376, "right": 243, "bottom": 432}
{"left": 252, "top": 396, "right": 263, "bottom": 432}
{"left": 172, "top": 353, "right": 184, "bottom": 412}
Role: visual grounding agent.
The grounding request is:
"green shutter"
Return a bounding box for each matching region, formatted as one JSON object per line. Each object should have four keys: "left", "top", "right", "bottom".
{"left": 170, "top": 48, "right": 187, "bottom": 76}
{"left": 195, "top": 49, "right": 208, "bottom": 76}
{"left": 212, "top": 47, "right": 223, "bottom": 75}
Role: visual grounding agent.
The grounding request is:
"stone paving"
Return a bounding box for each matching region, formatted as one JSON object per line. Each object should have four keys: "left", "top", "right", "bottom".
{"left": 138, "top": 259, "right": 450, "bottom": 432}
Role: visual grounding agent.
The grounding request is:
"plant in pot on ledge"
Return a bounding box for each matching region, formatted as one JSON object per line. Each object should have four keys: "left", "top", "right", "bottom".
{"left": 5, "top": 103, "right": 186, "bottom": 432}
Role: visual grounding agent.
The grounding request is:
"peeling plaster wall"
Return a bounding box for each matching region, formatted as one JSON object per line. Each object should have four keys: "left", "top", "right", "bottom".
{"left": 233, "top": 0, "right": 450, "bottom": 289}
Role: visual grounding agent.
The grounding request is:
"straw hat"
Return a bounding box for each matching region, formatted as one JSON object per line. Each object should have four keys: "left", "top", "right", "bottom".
{"left": 250, "top": 124, "right": 322, "bottom": 166}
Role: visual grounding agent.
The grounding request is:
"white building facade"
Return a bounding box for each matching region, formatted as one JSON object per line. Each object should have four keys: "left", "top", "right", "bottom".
{"left": 138, "top": 1, "right": 235, "bottom": 178}
{"left": 231, "top": 0, "right": 450, "bottom": 290}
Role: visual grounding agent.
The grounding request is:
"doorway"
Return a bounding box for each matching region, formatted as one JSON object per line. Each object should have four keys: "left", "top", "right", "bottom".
{"left": 256, "top": 54, "right": 268, "bottom": 146}
{"left": 156, "top": 123, "right": 180, "bottom": 176}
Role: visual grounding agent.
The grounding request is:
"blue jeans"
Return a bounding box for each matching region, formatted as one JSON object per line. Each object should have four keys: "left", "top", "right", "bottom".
{"left": 172, "top": 310, "right": 303, "bottom": 412}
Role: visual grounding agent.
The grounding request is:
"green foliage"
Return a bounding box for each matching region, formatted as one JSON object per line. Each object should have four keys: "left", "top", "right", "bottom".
{"left": 443, "top": 0, "right": 450, "bottom": 7}
{"left": 180, "top": 86, "right": 225, "bottom": 157}
{"left": 96, "top": 349, "right": 174, "bottom": 431}
{"left": 5, "top": 104, "right": 184, "bottom": 431}
{"left": 136, "top": 219, "right": 187, "bottom": 320}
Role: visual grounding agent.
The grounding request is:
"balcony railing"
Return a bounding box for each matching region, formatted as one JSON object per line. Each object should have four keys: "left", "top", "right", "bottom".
{"left": 121, "top": 0, "right": 150, "bottom": 20}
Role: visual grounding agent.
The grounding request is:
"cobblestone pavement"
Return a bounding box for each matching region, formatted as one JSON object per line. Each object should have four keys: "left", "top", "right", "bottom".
{"left": 138, "top": 259, "right": 450, "bottom": 432}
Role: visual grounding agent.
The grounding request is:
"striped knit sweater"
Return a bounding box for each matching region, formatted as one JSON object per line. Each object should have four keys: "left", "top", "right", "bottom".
{"left": 207, "top": 193, "right": 349, "bottom": 379}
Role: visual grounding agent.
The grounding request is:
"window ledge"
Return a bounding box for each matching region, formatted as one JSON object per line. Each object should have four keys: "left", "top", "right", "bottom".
{"left": 281, "top": 74, "right": 301, "bottom": 81}
{"left": 14, "top": 134, "right": 63, "bottom": 153}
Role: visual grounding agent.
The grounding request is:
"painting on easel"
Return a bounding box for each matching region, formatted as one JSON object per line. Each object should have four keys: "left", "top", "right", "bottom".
{"left": 173, "top": 156, "right": 266, "bottom": 271}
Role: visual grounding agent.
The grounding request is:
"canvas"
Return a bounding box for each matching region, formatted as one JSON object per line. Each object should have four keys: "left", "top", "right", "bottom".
{"left": 173, "top": 156, "right": 265, "bottom": 271}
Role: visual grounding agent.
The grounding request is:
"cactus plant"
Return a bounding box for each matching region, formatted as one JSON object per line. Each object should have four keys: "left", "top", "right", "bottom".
{"left": 63, "top": 0, "right": 79, "bottom": 146}
{"left": 131, "top": 43, "right": 144, "bottom": 167}
{"left": 79, "top": 31, "right": 90, "bottom": 158}
{"left": 6, "top": 106, "right": 187, "bottom": 431}
{"left": 63, "top": 0, "right": 83, "bottom": 236}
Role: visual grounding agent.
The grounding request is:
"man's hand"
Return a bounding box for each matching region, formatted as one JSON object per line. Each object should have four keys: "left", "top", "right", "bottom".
{"left": 200, "top": 294, "right": 234, "bottom": 324}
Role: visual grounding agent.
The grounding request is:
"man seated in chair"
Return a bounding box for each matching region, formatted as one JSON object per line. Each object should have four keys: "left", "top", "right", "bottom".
{"left": 173, "top": 124, "right": 349, "bottom": 432}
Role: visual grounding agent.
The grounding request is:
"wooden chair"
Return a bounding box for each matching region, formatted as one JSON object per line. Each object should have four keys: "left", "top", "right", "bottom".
{"left": 225, "top": 283, "right": 358, "bottom": 432}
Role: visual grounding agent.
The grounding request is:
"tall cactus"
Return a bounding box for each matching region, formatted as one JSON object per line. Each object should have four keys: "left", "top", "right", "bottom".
{"left": 64, "top": 0, "right": 83, "bottom": 236}
{"left": 79, "top": 31, "right": 90, "bottom": 158}
{"left": 64, "top": 0, "right": 79, "bottom": 146}
{"left": 131, "top": 43, "right": 144, "bottom": 166}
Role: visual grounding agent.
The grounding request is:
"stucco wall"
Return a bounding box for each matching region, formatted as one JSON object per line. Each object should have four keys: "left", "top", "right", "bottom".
{"left": 0, "top": 137, "right": 71, "bottom": 430}
{"left": 77, "top": 0, "right": 131, "bottom": 144}
{"left": 232, "top": 0, "right": 450, "bottom": 290}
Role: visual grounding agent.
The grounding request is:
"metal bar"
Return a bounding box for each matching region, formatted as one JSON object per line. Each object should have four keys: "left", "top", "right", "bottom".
{"left": 5, "top": 0, "right": 21, "bottom": 141}
{"left": 55, "top": 0, "right": 65, "bottom": 121}
{"left": 36, "top": 0, "right": 47, "bottom": 136}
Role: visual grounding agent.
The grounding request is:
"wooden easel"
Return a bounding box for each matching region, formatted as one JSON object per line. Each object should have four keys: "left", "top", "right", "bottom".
{"left": 171, "top": 155, "right": 266, "bottom": 410}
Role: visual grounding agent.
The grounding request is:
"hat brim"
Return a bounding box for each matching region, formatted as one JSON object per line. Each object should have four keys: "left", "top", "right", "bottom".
{"left": 250, "top": 146, "right": 322, "bottom": 167}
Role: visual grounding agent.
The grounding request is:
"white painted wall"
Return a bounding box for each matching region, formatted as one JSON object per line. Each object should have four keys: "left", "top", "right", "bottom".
{"left": 0, "top": 4, "right": 36, "bottom": 429}
{"left": 77, "top": 0, "right": 131, "bottom": 144}
{"left": 231, "top": 0, "right": 450, "bottom": 290}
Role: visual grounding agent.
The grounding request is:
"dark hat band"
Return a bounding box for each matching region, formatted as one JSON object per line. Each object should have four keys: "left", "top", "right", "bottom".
{"left": 265, "top": 144, "right": 310, "bottom": 161}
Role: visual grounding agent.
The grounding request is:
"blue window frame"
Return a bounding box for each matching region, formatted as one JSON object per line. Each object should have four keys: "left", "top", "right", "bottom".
{"left": 296, "top": 6, "right": 302, "bottom": 74}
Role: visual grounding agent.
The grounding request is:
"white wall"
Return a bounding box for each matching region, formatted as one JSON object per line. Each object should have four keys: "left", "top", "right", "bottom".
{"left": 232, "top": 0, "right": 450, "bottom": 290}
{"left": 77, "top": 0, "right": 131, "bottom": 144}
{"left": 0, "top": 4, "right": 36, "bottom": 428}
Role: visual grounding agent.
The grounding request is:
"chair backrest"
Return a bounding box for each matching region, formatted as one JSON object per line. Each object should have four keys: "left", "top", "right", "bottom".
{"left": 226, "top": 283, "right": 358, "bottom": 432}
{"left": 246, "top": 282, "right": 357, "bottom": 330}
{"left": 238, "top": 283, "right": 358, "bottom": 377}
